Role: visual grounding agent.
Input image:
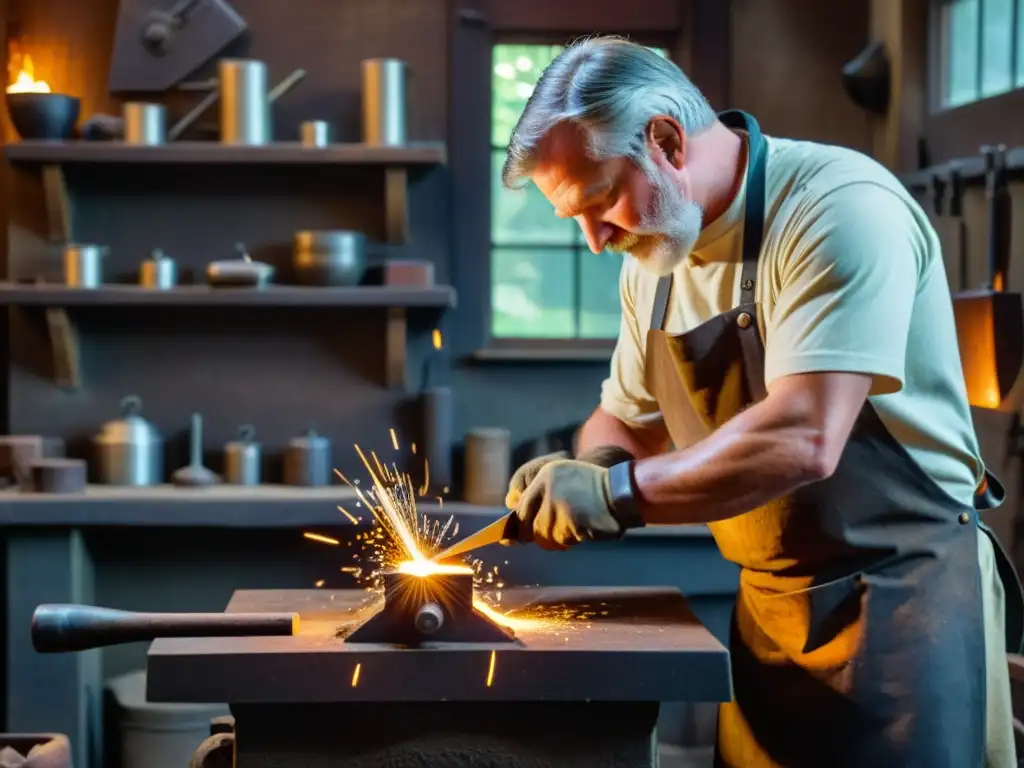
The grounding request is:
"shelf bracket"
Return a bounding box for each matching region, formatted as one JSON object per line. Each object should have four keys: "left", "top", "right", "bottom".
{"left": 44, "top": 307, "right": 81, "bottom": 389}
{"left": 41, "top": 164, "right": 72, "bottom": 243}
{"left": 384, "top": 167, "right": 409, "bottom": 245}
{"left": 385, "top": 307, "right": 407, "bottom": 389}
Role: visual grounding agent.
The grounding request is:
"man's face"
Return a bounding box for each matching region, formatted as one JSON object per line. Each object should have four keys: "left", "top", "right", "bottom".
{"left": 530, "top": 122, "right": 703, "bottom": 276}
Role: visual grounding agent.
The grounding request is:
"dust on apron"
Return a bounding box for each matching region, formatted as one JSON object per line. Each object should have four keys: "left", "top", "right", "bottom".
{"left": 644, "top": 110, "right": 1024, "bottom": 768}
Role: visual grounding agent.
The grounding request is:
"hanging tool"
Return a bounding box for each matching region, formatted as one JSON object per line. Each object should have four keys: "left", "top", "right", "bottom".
{"left": 952, "top": 144, "right": 1023, "bottom": 410}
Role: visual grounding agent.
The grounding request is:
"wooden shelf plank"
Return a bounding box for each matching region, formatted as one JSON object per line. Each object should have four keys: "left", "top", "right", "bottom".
{"left": 0, "top": 284, "right": 456, "bottom": 309}
{"left": 4, "top": 141, "right": 448, "bottom": 166}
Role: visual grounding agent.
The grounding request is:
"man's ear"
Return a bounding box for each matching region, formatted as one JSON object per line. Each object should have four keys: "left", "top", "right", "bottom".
{"left": 646, "top": 116, "right": 685, "bottom": 169}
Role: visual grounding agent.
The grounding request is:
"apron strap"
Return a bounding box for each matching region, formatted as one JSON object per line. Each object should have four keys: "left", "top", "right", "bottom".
{"left": 651, "top": 276, "right": 673, "bottom": 331}
{"left": 648, "top": 110, "right": 769, "bottom": 334}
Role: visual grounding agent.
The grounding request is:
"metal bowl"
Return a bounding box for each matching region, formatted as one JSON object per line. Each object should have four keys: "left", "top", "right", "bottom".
{"left": 6, "top": 92, "right": 80, "bottom": 140}
{"left": 292, "top": 230, "right": 367, "bottom": 287}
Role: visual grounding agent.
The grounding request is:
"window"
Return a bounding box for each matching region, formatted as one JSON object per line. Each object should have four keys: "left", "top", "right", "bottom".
{"left": 938, "top": 0, "right": 1024, "bottom": 108}
{"left": 489, "top": 44, "right": 667, "bottom": 342}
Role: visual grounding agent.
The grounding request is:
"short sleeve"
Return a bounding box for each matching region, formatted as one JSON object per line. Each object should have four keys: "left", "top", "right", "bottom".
{"left": 764, "top": 183, "right": 926, "bottom": 396}
{"left": 599, "top": 258, "right": 662, "bottom": 423}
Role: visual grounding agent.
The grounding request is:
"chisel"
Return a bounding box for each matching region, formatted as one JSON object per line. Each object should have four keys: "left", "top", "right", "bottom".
{"left": 430, "top": 511, "right": 520, "bottom": 562}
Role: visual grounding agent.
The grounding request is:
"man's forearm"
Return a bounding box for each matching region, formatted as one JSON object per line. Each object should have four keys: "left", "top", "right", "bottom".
{"left": 631, "top": 389, "right": 840, "bottom": 525}
{"left": 577, "top": 407, "right": 668, "bottom": 460}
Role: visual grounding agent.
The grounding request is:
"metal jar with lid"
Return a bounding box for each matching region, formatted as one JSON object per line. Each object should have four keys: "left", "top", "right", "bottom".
{"left": 224, "top": 425, "right": 261, "bottom": 485}
{"left": 93, "top": 395, "right": 163, "bottom": 486}
{"left": 283, "top": 428, "right": 332, "bottom": 486}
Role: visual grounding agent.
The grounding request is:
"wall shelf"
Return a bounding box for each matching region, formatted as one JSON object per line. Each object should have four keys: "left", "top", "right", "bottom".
{"left": 4, "top": 141, "right": 448, "bottom": 166}
{"left": 5, "top": 142, "right": 447, "bottom": 245}
{"left": 0, "top": 284, "right": 456, "bottom": 391}
{"left": 0, "top": 484, "right": 475, "bottom": 527}
{"left": 0, "top": 284, "right": 455, "bottom": 307}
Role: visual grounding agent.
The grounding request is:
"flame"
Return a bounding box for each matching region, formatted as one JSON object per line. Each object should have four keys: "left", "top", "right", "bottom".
{"left": 432, "top": 329, "right": 443, "bottom": 351}
{"left": 7, "top": 54, "right": 50, "bottom": 94}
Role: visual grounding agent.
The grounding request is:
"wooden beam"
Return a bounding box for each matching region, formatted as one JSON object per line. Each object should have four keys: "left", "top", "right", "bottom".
{"left": 869, "top": 0, "right": 927, "bottom": 172}
{"left": 483, "top": 0, "right": 683, "bottom": 33}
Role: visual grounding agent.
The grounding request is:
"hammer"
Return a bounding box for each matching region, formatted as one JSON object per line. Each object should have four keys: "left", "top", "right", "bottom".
{"left": 31, "top": 603, "right": 298, "bottom": 653}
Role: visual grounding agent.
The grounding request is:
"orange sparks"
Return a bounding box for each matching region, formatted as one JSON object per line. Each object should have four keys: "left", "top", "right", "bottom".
{"left": 389, "top": 428, "right": 399, "bottom": 450}
{"left": 351, "top": 663, "right": 361, "bottom": 687}
{"left": 418, "top": 459, "right": 430, "bottom": 496}
{"left": 315, "top": 579, "right": 325, "bottom": 588}
{"left": 485, "top": 650, "right": 496, "bottom": 687}
{"left": 304, "top": 532, "right": 340, "bottom": 546}
{"left": 411, "top": 442, "right": 417, "bottom": 454}
{"left": 432, "top": 329, "right": 443, "bottom": 351}
{"left": 337, "top": 505, "right": 359, "bottom": 524}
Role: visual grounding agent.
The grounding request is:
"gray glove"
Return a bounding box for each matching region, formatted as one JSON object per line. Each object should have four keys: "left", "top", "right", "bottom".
{"left": 505, "top": 444, "right": 635, "bottom": 509}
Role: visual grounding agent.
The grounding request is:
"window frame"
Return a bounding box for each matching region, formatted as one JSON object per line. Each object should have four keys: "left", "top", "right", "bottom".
{"left": 488, "top": 42, "right": 667, "bottom": 346}
{"left": 448, "top": 0, "right": 727, "bottom": 360}
{"left": 924, "top": 0, "right": 1024, "bottom": 163}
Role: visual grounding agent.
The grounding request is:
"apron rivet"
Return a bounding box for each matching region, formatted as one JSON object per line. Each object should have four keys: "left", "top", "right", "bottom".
{"left": 737, "top": 312, "right": 752, "bottom": 329}
{"left": 742, "top": 278, "right": 754, "bottom": 290}
{"left": 958, "top": 511, "right": 971, "bottom": 525}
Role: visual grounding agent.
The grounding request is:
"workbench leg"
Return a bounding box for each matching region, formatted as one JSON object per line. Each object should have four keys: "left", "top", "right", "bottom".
{"left": 5, "top": 529, "right": 101, "bottom": 768}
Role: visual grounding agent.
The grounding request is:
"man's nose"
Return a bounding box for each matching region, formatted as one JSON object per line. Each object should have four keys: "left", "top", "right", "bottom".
{"left": 578, "top": 217, "right": 613, "bottom": 254}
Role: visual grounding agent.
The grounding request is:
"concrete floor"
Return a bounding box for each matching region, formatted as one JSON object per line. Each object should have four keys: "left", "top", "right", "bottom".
{"left": 658, "top": 744, "right": 714, "bottom": 767}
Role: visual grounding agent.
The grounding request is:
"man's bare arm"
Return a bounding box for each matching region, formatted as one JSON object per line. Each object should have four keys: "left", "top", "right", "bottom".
{"left": 632, "top": 371, "right": 871, "bottom": 525}
{"left": 577, "top": 406, "right": 670, "bottom": 460}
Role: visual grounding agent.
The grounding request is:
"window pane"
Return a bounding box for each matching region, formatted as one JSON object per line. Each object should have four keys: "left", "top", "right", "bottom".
{"left": 1016, "top": 0, "right": 1024, "bottom": 85}
{"left": 491, "top": 150, "right": 576, "bottom": 245}
{"left": 492, "top": 44, "right": 564, "bottom": 147}
{"left": 944, "top": 0, "right": 980, "bottom": 107}
{"left": 579, "top": 250, "right": 623, "bottom": 339}
{"left": 492, "top": 248, "right": 575, "bottom": 338}
{"left": 981, "top": 0, "right": 1014, "bottom": 97}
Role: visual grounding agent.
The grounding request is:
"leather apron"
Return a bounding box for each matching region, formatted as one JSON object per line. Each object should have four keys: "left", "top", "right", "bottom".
{"left": 644, "top": 110, "right": 1024, "bottom": 767}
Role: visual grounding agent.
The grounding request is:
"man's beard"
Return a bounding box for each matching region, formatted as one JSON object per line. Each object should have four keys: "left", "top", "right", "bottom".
{"left": 606, "top": 162, "right": 703, "bottom": 277}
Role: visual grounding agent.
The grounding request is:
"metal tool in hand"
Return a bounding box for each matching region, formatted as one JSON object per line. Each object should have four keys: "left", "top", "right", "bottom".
{"left": 430, "top": 511, "right": 520, "bottom": 562}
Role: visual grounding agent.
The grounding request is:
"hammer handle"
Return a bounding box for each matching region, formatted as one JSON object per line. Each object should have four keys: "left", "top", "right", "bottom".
{"left": 32, "top": 603, "right": 298, "bottom": 653}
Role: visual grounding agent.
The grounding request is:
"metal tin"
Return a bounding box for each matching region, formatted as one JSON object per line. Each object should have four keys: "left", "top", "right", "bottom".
{"left": 362, "top": 58, "right": 407, "bottom": 146}
{"left": 64, "top": 244, "right": 108, "bottom": 288}
{"left": 292, "top": 230, "right": 367, "bottom": 286}
{"left": 300, "top": 120, "right": 330, "bottom": 147}
{"left": 463, "top": 427, "right": 511, "bottom": 506}
{"left": 219, "top": 59, "right": 270, "bottom": 146}
{"left": 93, "top": 395, "right": 163, "bottom": 486}
{"left": 139, "top": 249, "right": 178, "bottom": 289}
{"left": 224, "top": 425, "right": 261, "bottom": 486}
{"left": 283, "top": 429, "right": 332, "bottom": 487}
{"left": 123, "top": 102, "right": 166, "bottom": 145}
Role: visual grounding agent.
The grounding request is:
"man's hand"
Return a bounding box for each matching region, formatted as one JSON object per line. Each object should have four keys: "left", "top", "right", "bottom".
{"left": 505, "top": 444, "right": 636, "bottom": 510}
{"left": 511, "top": 460, "right": 622, "bottom": 550}
{"left": 505, "top": 451, "right": 568, "bottom": 509}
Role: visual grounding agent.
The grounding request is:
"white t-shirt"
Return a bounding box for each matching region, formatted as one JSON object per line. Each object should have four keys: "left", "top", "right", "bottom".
{"left": 599, "top": 135, "right": 985, "bottom": 506}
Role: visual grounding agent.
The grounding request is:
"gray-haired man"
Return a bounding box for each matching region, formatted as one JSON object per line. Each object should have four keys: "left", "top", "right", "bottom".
{"left": 502, "top": 37, "right": 1022, "bottom": 767}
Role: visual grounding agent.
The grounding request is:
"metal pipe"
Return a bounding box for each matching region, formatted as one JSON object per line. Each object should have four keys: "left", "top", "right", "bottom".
{"left": 32, "top": 603, "right": 298, "bottom": 653}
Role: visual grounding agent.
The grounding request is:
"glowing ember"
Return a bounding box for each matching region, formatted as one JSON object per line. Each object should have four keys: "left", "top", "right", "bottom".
{"left": 396, "top": 560, "right": 474, "bottom": 577}
{"left": 432, "top": 328, "right": 443, "bottom": 351}
{"left": 351, "top": 663, "right": 361, "bottom": 687}
{"left": 485, "top": 650, "right": 496, "bottom": 687}
{"left": 304, "top": 532, "right": 340, "bottom": 546}
{"left": 7, "top": 54, "right": 50, "bottom": 94}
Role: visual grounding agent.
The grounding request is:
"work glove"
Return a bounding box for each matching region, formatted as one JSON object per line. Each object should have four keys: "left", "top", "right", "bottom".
{"left": 505, "top": 444, "right": 634, "bottom": 510}
{"left": 512, "top": 459, "right": 627, "bottom": 551}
